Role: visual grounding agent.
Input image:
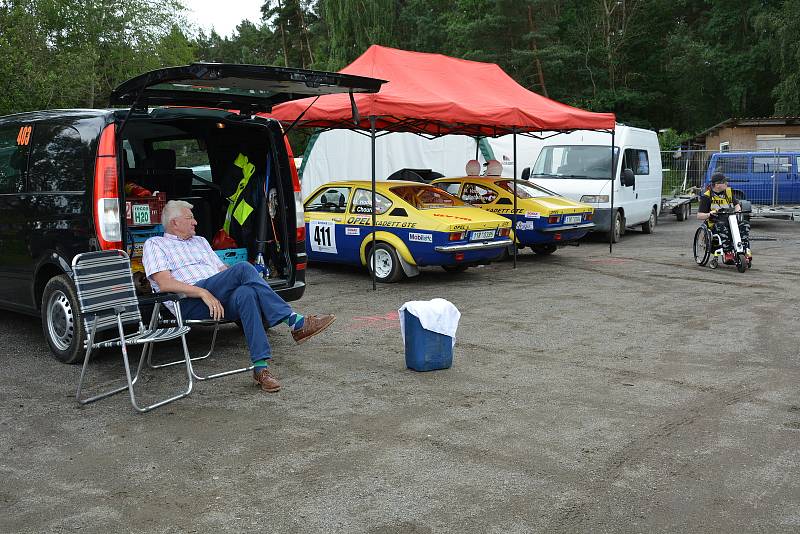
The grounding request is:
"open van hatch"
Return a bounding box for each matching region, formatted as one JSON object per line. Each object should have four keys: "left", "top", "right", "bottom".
{"left": 112, "top": 64, "right": 385, "bottom": 294}
{"left": 110, "top": 63, "right": 385, "bottom": 113}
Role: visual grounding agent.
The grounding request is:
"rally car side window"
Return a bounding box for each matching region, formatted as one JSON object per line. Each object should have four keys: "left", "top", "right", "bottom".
{"left": 351, "top": 188, "right": 392, "bottom": 215}
{"left": 306, "top": 187, "right": 351, "bottom": 213}
{"left": 435, "top": 182, "right": 461, "bottom": 196}
{"left": 461, "top": 182, "right": 497, "bottom": 204}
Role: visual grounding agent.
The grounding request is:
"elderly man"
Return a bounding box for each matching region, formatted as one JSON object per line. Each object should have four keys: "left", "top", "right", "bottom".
{"left": 143, "top": 200, "right": 335, "bottom": 393}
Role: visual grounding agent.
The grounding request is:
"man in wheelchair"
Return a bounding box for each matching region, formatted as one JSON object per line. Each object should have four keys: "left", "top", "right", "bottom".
{"left": 696, "top": 172, "right": 751, "bottom": 265}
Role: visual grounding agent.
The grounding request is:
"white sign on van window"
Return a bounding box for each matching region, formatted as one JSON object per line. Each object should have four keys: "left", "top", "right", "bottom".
{"left": 309, "top": 220, "right": 337, "bottom": 254}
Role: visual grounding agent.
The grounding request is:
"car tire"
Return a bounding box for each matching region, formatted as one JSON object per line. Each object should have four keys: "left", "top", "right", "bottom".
{"left": 532, "top": 244, "right": 558, "bottom": 255}
{"left": 368, "top": 243, "right": 405, "bottom": 283}
{"left": 41, "top": 274, "right": 85, "bottom": 364}
{"left": 607, "top": 210, "right": 623, "bottom": 243}
{"left": 442, "top": 264, "right": 468, "bottom": 273}
{"left": 642, "top": 208, "right": 657, "bottom": 234}
{"left": 491, "top": 243, "right": 517, "bottom": 262}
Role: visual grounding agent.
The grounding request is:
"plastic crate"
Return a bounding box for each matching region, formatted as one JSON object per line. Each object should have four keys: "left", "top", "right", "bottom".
{"left": 403, "top": 313, "right": 453, "bottom": 372}
{"left": 127, "top": 225, "right": 163, "bottom": 259}
{"left": 215, "top": 248, "right": 248, "bottom": 267}
{"left": 125, "top": 191, "right": 166, "bottom": 226}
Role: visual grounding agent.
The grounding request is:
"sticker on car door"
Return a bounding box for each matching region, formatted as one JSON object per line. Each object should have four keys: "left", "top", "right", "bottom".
{"left": 309, "top": 220, "right": 337, "bottom": 253}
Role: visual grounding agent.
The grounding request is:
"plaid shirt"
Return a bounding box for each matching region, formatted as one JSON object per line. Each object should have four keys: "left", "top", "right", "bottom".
{"left": 143, "top": 233, "right": 226, "bottom": 312}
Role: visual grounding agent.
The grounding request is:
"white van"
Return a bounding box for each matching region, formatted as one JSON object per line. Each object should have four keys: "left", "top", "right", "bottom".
{"left": 521, "top": 124, "right": 662, "bottom": 242}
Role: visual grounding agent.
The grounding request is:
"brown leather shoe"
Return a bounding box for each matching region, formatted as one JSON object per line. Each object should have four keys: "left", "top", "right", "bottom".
{"left": 253, "top": 368, "right": 281, "bottom": 393}
{"left": 291, "top": 314, "right": 336, "bottom": 344}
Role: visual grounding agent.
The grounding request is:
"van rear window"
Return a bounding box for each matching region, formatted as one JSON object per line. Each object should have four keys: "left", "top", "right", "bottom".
{"left": 28, "top": 124, "right": 85, "bottom": 192}
{"left": 0, "top": 125, "right": 28, "bottom": 194}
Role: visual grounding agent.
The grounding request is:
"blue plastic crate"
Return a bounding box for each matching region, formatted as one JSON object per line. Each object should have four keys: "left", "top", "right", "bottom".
{"left": 403, "top": 313, "right": 453, "bottom": 372}
{"left": 127, "top": 224, "right": 163, "bottom": 258}
{"left": 215, "top": 248, "right": 249, "bottom": 267}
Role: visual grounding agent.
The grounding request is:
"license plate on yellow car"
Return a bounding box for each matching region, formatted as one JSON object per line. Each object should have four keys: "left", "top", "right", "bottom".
{"left": 470, "top": 229, "right": 495, "bottom": 241}
{"left": 564, "top": 215, "right": 582, "bottom": 224}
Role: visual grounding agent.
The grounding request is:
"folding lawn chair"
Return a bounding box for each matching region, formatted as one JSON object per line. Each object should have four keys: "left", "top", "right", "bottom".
{"left": 73, "top": 250, "right": 194, "bottom": 413}
{"left": 143, "top": 309, "right": 254, "bottom": 381}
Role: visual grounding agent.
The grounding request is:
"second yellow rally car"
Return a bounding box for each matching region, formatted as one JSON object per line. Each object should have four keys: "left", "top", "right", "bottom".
{"left": 303, "top": 180, "right": 513, "bottom": 282}
{"left": 431, "top": 176, "right": 595, "bottom": 255}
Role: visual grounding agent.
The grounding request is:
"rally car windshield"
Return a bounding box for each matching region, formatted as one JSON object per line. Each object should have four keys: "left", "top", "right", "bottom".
{"left": 495, "top": 180, "right": 559, "bottom": 199}
{"left": 390, "top": 185, "right": 465, "bottom": 210}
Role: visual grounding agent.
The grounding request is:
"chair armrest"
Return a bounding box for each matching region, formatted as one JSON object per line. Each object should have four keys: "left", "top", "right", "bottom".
{"left": 137, "top": 292, "right": 186, "bottom": 306}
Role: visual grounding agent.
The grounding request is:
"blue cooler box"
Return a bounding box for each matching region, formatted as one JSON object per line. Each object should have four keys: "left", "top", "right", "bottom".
{"left": 215, "top": 248, "right": 248, "bottom": 267}
{"left": 404, "top": 313, "right": 453, "bottom": 372}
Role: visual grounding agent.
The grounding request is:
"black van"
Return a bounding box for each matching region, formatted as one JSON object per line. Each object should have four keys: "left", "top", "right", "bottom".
{"left": 0, "top": 63, "right": 383, "bottom": 363}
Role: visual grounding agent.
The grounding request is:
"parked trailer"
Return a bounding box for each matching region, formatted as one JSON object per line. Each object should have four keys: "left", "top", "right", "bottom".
{"left": 661, "top": 192, "right": 693, "bottom": 221}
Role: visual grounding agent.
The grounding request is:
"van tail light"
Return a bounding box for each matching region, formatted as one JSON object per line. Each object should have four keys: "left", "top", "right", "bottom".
{"left": 284, "top": 136, "right": 306, "bottom": 246}
{"left": 498, "top": 227, "right": 510, "bottom": 237}
{"left": 548, "top": 215, "right": 560, "bottom": 224}
{"left": 93, "top": 124, "right": 121, "bottom": 250}
{"left": 449, "top": 231, "right": 465, "bottom": 241}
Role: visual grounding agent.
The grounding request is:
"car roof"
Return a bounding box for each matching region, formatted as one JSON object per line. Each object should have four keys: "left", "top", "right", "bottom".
{"left": 317, "top": 180, "right": 431, "bottom": 189}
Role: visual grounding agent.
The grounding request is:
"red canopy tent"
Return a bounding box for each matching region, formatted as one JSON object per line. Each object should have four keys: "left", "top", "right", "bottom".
{"left": 268, "top": 45, "right": 615, "bottom": 136}
{"left": 267, "top": 46, "right": 618, "bottom": 285}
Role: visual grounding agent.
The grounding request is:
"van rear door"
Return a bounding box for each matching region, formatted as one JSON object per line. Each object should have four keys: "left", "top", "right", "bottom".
{"left": 110, "top": 63, "right": 385, "bottom": 112}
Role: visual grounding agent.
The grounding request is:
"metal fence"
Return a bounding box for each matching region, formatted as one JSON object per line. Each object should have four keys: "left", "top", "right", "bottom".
{"left": 660, "top": 149, "right": 800, "bottom": 207}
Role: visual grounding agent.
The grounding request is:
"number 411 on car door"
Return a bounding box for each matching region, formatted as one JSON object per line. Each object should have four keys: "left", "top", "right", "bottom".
{"left": 309, "top": 220, "right": 337, "bottom": 254}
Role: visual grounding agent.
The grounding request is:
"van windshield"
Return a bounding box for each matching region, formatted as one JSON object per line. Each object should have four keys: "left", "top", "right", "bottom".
{"left": 532, "top": 145, "right": 618, "bottom": 180}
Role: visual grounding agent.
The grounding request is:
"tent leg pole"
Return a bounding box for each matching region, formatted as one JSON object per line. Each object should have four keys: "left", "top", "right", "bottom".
{"left": 513, "top": 129, "right": 518, "bottom": 269}
{"left": 610, "top": 129, "right": 615, "bottom": 254}
{"left": 370, "top": 116, "right": 377, "bottom": 290}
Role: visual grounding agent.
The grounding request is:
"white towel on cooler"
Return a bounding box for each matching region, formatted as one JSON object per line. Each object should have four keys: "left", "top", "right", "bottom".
{"left": 398, "top": 298, "right": 461, "bottom": 348}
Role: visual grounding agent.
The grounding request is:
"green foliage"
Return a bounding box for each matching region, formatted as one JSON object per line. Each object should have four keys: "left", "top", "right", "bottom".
{"left": 2, "top": 0, "right": 799, "bottom": 137}
{"left": 0, "top": 0, "right": 193, "bottom": 115}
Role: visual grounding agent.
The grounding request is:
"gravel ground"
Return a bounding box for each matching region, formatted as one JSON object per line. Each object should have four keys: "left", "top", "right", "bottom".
{"left": 1, "top": 215, "right": 799, "bottom": 533}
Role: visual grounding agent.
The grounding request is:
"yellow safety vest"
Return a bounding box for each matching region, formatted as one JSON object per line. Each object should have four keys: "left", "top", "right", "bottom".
{"left": 224, "top": 153, "right": 256, "bottom": 233}
{"left": 703, "top": 187, "right": 735, "bottom": 227}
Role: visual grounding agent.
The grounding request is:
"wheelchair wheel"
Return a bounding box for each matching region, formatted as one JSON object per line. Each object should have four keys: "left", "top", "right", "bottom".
{"left": 693, "top": 226, "right": 711, "bottom": 266}
{"left": 736, "top": 252, "right": 747, "bottom": 273}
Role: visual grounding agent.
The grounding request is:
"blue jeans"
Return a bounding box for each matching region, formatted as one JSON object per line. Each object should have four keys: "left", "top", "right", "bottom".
{"left": 179, "top": 262, "right": 293, "bottom": 362}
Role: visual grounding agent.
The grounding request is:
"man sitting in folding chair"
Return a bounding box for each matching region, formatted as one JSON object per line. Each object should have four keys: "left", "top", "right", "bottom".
{"left": 142, "top": 200, "right": 335, "bottom": 393}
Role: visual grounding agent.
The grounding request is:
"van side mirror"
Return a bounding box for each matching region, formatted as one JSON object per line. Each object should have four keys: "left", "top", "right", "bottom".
{"left": 620, "top": 168, "right": 635, "bottom": 187}
{"left": 521, "top": 167, "right": 531, "bottom": 181}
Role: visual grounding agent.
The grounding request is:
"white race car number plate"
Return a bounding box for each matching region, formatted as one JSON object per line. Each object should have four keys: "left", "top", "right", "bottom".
{"left": 564, "top": 215, "right": 582, "bottom": 224}
{"left": 470, "top": 229, "right": 495, "bottom": 241}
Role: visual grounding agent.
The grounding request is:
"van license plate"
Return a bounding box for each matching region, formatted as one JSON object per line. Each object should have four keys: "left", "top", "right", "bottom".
{"left": 564, "top": 215, "right": 582, "bottom": 224}
{"left": 470, "top": 230, "right": 495, "bottom": 241}
{"left": 132, "top": 204, "right": 151, "bottom": 225}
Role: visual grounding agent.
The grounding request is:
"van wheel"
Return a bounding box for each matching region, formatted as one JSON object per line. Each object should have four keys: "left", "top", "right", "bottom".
{"left": 41, "top": 275, "right": 85, "bottom": 364}
{"left": 607, "top": 210, "right": 623, "bottom": 243}
{"left": 642, "top": 208, "right": 657, "bottom": 234}
{"left": 368, "top": 243, "right": 405, "bottom": 283}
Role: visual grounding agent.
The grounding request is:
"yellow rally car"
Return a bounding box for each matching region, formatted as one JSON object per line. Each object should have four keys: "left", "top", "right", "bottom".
{"left": 303, "top": 180, "right": 513, "bottom": 282}
{"left": 431, "top": 176, "right": 595, "bottom": 255}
